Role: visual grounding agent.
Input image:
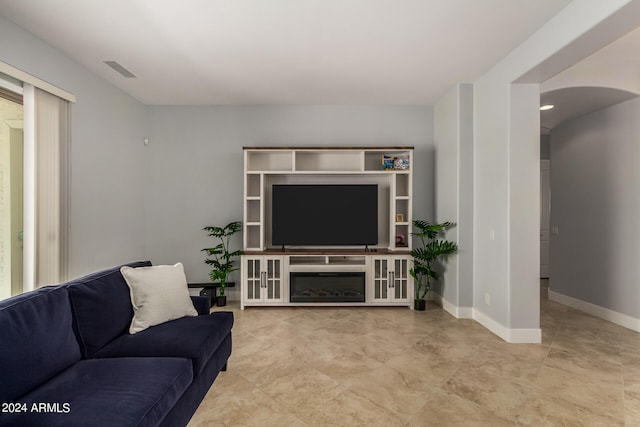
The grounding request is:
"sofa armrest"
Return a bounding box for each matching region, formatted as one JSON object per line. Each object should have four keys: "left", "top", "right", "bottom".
{"left": 190, "top": 296, "right": 210, "bottom": 315}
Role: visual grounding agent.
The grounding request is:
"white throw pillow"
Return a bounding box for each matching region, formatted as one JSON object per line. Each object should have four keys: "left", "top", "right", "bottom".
{"left": 121, "top": 262, "right": 197, "bottom": 334}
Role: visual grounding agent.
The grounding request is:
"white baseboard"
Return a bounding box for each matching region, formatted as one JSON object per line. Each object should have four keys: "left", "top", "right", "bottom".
{"left": 433, "top": 293, "right": 541, "bottom": 343}
{"left": 434, "top": 293, "right": 473, "bottom": 318}
{"left": 549, "top": 289, "right": 640, "bottom": 333}
{"left": 473, "top": 309, "right": 541, "bottom": 343}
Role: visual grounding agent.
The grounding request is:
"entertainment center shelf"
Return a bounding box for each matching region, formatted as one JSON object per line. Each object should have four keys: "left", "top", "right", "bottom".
{"left": 245, "top": 147, "right": 413, "bottom": 173}
{"left": 241, "top": 146, "right": 414, "bottom": 309}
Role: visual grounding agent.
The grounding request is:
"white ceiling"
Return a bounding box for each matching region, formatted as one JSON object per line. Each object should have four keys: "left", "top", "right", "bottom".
{"left": 0, "top": 0, "right": 573, "bottom": 105}
{"left": 540, "top": 87, "right": 637, "bottom": 131}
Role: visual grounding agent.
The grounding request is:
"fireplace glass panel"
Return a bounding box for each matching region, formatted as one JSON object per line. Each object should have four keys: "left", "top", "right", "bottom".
{"left": 290, "top": 272, "right": 365, "bottom": 303}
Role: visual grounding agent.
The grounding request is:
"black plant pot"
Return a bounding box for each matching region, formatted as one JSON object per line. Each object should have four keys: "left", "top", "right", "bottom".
{"left": 414, "top": 299, "right": 426, "bottom": 311}
{"left": 216, "top": 296, "right": 227, "bottom": 307}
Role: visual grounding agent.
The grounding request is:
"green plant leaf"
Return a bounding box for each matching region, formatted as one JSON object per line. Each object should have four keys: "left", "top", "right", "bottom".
{"left": 224, "top": 221, "right": 242, "bottom": 234}
{"left": 203, "top": 226, "right": 225, "bottom": 237}
{"left": 202, "top": 220, "right": 243, "bottom": 286}
{"left": 410, "top": 219, "right": 458, "bottom": 301}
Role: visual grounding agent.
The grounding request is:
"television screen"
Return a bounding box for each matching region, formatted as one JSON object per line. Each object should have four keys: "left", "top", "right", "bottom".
{"left": 272, "top": 184, "right": 378, "bottom": 247}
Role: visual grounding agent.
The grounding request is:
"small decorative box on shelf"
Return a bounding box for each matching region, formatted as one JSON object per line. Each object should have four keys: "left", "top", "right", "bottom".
{"left": 382, "top": 154, "right": 410, "bottom": 170}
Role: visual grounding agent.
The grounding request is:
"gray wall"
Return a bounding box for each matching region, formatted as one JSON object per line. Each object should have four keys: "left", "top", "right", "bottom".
{"left": 146, "top": 106, "right": 434, "bottom": 289}
{"left": 550, "top": 96, "right": 640, "bottom": 320}
{"left": 540, "top": 134, "right": 551, "bottom": 160}
{"left": 433, "top": 83, "right": 474, "bottom": 312}
{"left": 468, "top": 0, "right": 637, "bottom": 339}
{"left": 0, "top": 15, "right": 148, "bottom": 278}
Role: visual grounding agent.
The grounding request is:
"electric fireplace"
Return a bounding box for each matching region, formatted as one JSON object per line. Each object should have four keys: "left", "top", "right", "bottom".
{"left": 290, "top": 272, "right": 365, "bottom": 303}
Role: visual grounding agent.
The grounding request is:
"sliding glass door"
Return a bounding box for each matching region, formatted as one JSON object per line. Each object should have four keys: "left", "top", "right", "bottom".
{"left": 0, "top": 93, "right": 23, "bottom": 299}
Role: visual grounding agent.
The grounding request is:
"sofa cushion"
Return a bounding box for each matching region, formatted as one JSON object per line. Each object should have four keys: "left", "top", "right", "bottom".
{"left": 0, "top": 285, "right": 81, "bottom": 402}
{"left": 67, "top": 261, "right": 152, "bottom": 358}
{"left": 121, "top": 262, "right": 197, "bottom": 334}
{"left": 0, "top": 357, "right": 193, "bottom": 427}
{"left": 93, "top": 311, "right": 234, "bottom": 376}
{"left": 190, "top": 295, "right": 212, "bottom": 315}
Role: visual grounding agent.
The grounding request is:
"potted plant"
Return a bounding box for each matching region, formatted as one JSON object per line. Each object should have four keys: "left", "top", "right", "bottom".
{"left": 410, "top": 220, "right": 458, "bottom": 311}
{"left": 202, "top": 221, "right": 242, "bottom": 307}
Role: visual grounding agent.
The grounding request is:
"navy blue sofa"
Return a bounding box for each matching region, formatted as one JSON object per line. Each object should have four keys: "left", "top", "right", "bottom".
{"left": 0, "top": 261, "right": 233, "bottom": 427}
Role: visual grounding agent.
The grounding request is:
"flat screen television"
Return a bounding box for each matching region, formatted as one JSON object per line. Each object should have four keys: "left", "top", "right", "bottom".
{"left": 272, "top": 184, "right": 378, "bottom": 247}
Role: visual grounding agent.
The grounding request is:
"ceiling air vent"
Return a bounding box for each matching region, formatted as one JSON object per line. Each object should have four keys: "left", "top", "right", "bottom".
{"left": 104, "top": 61, "right": 136, "bottom": 78}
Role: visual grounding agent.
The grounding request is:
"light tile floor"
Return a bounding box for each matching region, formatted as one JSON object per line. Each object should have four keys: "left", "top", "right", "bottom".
{"left": 189, "top": 282, "right": 640, "bottom": 426}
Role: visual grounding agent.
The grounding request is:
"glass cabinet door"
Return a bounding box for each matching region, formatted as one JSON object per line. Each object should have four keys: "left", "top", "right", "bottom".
{"left": 373, "top": 258, "right": 389, "bottom": 301}
{"left": 245, "top": 258, "right": 262, "bottom": 301}
{"left": 265, "top": 257, "right": 283, "bottom": 302}
{"left": 393, "top": 258, "right": 409, "bottom": 301}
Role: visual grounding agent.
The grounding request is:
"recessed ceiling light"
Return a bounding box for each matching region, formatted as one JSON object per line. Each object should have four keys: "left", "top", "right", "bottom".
{"left": 540, "top": 104, "right": 554, "bottom": 111}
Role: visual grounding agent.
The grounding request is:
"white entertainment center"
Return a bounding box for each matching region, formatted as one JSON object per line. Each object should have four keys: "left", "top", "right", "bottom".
{"left": 240, "top": 147, "right": 415, "bottom": 309}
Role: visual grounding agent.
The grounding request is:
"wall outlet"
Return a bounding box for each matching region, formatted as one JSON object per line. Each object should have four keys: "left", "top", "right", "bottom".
{"left": 484, "top": 293, "right": 491, "bottom": 305}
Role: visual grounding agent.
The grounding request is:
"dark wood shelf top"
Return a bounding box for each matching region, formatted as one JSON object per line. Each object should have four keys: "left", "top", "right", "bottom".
{"left": 242, "top": 248, "right": 411, "bottom": 256}
{"left": 243, "top": 146, "right": 414, "bottom": 151}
